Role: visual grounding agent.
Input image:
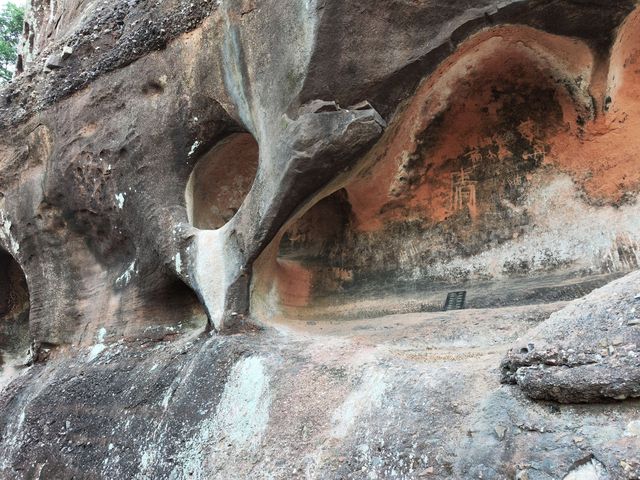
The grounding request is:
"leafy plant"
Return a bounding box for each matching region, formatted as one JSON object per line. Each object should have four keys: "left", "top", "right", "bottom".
{"left": 0, "top": 2, "right": 25, "bottom": 82}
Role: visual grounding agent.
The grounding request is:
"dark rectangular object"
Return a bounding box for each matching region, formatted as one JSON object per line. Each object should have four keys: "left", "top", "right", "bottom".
{"left": 444, "top": 291, "right": 466, "bottom": 311}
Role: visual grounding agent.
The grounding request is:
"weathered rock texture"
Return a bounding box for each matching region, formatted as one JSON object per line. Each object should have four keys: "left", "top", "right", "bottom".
{"left": 1, "top": 0, "right": 640, "bottom": 478}
{"left": 259, "top": 15, "right": 640, "bottom": 322}
{"left": 502, "top": 271, "right": 640, "bottom": 403}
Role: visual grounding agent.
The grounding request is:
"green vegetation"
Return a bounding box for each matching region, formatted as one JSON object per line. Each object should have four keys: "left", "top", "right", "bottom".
{"left": 0, "top": 2, "right": 25, "bottom": 82}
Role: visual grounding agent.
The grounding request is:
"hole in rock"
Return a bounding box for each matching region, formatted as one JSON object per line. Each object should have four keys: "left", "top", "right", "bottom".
{"left": 0, "top": 248, "right": 30, "bottom": 367}
{"left": 185, "top": 133, "right": 259, "bottom": 230}
{"left": 141, "top": 80, "right": 164, "bottom": 96}
{"left": 255, "top": 25, "right": 640, "bottom": 322}
{"left": 132, "top": 277, "right": 209, "bottom": 337}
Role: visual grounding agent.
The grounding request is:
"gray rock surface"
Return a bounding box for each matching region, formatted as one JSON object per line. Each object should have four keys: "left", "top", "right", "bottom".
{"left": 502, "top": 271, "right": 640, "bottom": 403}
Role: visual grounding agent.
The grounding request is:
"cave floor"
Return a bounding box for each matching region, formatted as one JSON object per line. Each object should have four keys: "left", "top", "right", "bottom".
{"left": 272, "top": 300, "right": 567, "bottom": 357}
{"left": 276, "top": 269, "right": 625, "bottom": 321}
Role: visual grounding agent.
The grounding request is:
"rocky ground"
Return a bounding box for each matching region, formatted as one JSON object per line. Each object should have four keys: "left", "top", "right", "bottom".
{"left": 1, "top": 274, "right": 638, "bottom": 479}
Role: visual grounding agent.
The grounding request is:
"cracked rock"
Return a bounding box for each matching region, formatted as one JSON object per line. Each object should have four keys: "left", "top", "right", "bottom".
{"left": 502, "top": 271, "right": 640, "bottom": 403}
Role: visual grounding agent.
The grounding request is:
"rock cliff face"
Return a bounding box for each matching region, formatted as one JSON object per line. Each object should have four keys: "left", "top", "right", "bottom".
{"left": 1, "top": 0, "right": 640, "bottom": 478}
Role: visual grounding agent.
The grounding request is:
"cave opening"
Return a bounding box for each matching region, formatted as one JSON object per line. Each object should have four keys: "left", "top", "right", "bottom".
{"left": 0, "top": 248, "right": 30, "bottom": 367}
{"left": 255, "top": 25, "right": 640, "bottom": 323}
{"left": 185, "top": 133, "right": 259, "bottom": 230}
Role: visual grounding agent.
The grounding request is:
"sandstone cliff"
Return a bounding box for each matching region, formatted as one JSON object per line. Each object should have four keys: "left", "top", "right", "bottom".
{"left": 1, "top": 0, "right": 639, "bottom": 478}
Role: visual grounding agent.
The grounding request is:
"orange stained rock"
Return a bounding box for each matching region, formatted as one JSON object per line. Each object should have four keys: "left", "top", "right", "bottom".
{"left": 347, "top": 23, "right": 640, "bottom": 233}
{"left": 273, "top": 258, "right": 313, "bottom": 308}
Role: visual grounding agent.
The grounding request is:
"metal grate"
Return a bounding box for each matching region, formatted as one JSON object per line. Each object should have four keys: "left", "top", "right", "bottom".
{"left": 444, "top": 291, "right": 466, "bottom": 311}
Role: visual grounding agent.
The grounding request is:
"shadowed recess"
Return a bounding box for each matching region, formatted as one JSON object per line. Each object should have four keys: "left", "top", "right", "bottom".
{"left": 256, "top": 25, "right": 640, "bottom": 322}
{"left": 185, "top": 133, "right": 259, "bottom": 230}
{"left": 0, "top": 248, "right": 30, "bottom": 366}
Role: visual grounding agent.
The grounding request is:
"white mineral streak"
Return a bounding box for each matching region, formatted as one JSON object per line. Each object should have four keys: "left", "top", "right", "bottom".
{"left": 115, "top": 192, "right": 126, "bottom": 209}
{"left": 168, "top": 356, "right": 272, "bottom": 480}
{"left": 87, "top": 327, "right": 108, "bottom": 362}
{"left": 115, "top": 260, "right": 137, "bottom": 288}
{"left": 0, "top": 210, "right": 19, "bottom": 253}
{"left": 331, "top": 369, "right": 387, "bottom": 438}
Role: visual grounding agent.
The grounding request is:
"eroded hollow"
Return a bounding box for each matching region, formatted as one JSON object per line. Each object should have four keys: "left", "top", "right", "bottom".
{"left": 254, "top": 24, "right": 640, "bottom": 322}
{"left": 0, "top": 248, "right": 30, "bottom": 365}
{"left": 185, "top": 133, "right": 259, "bottom": 230}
